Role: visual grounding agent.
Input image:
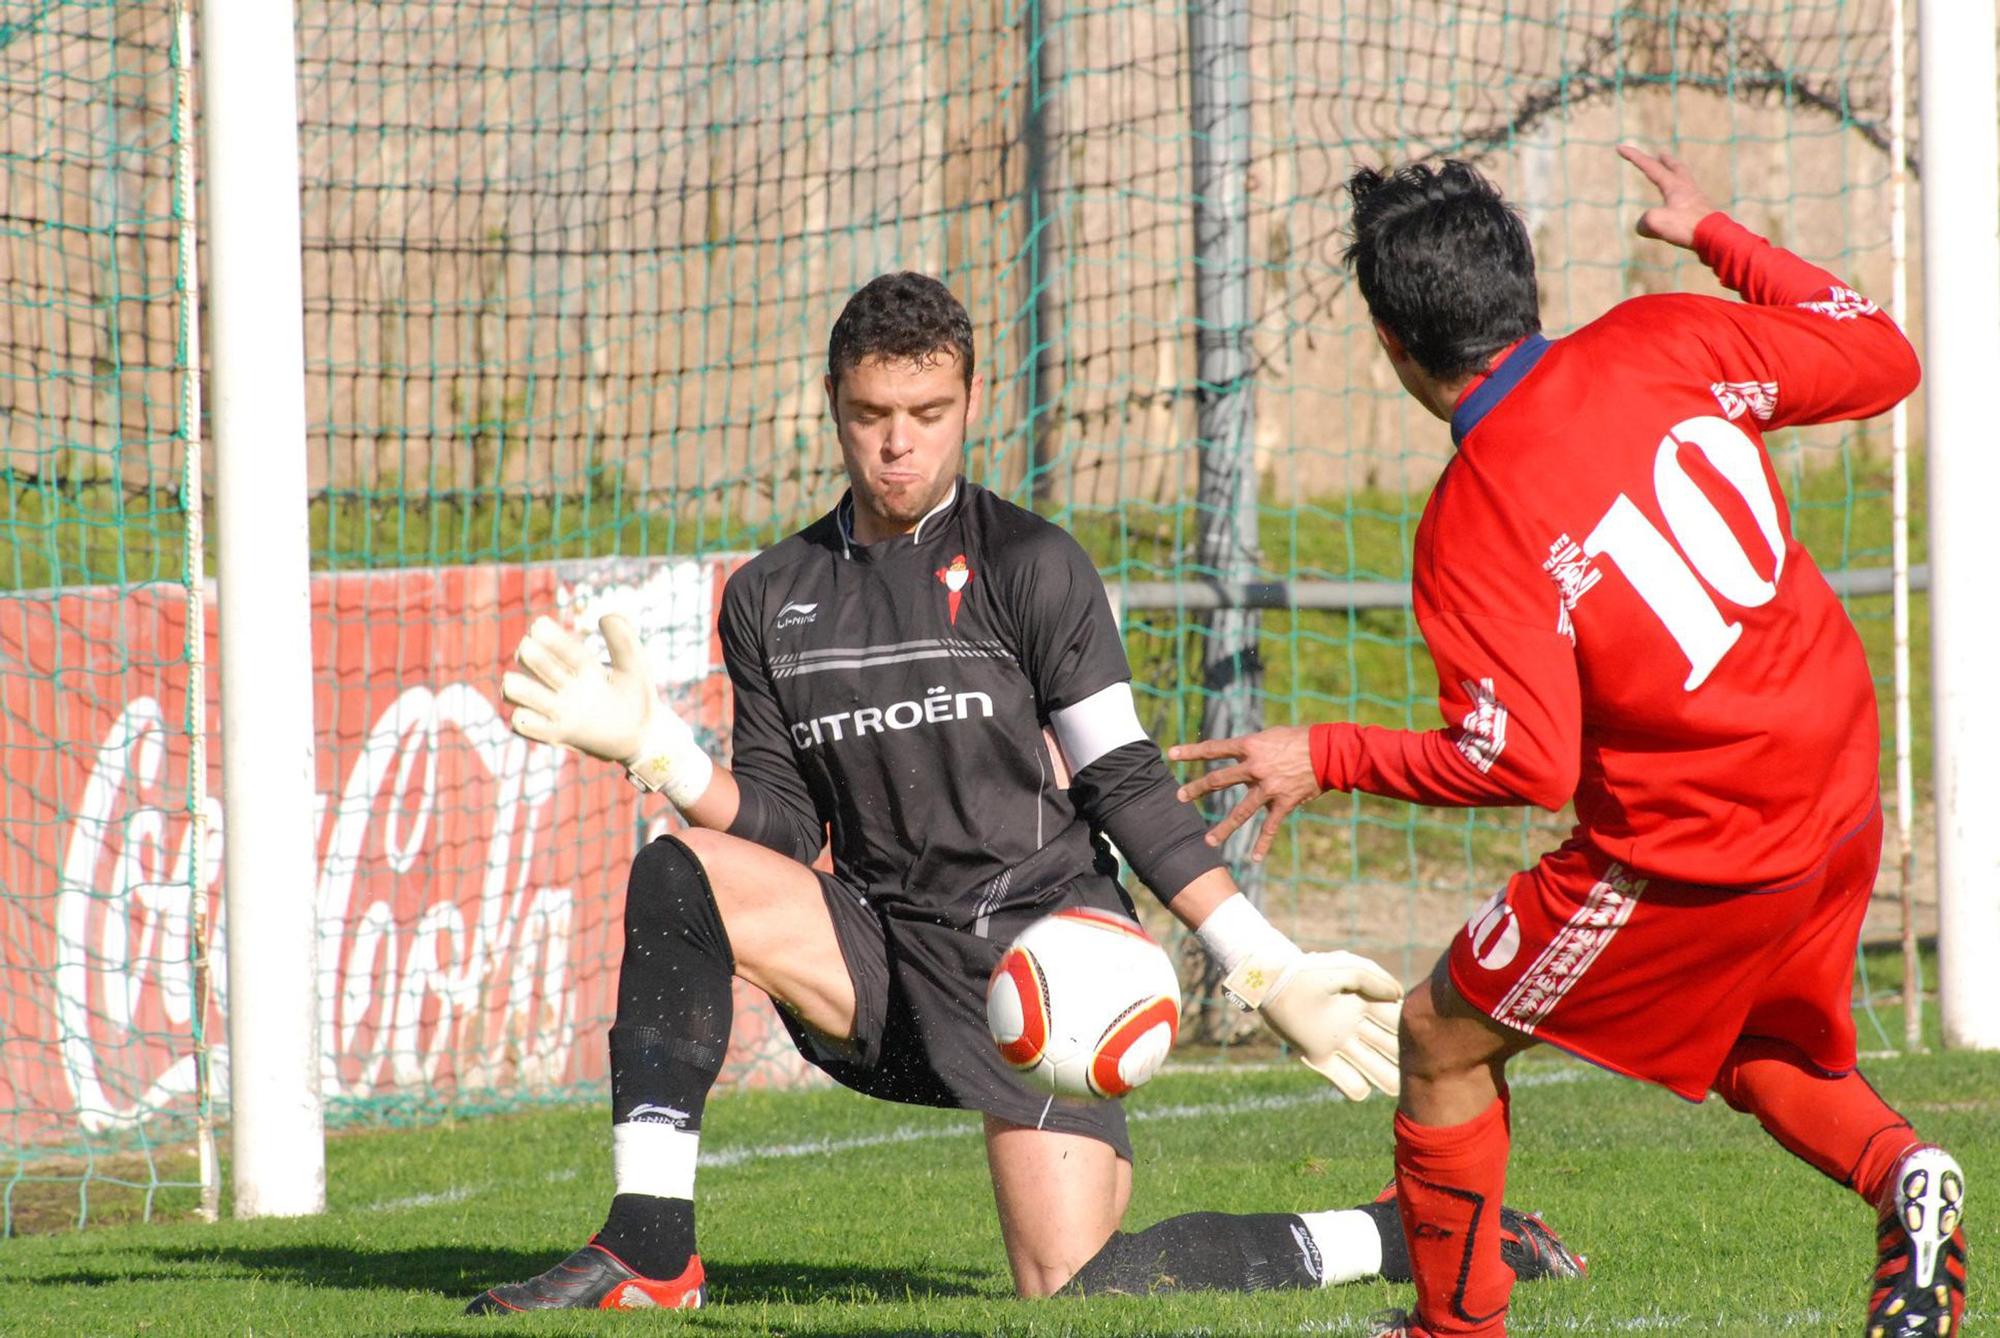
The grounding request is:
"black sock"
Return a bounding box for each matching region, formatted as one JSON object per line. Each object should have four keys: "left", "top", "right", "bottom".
{"left": 591, "top": 836, "right": 735, "bottom": 1279}
{"left": 595, "top": 1195, "right": 698, "bottom": 1278}
{"left": 1359, "top": 1198, "right": 1414, "bottom": 1283}
{"left": 1062, "top": 1211, "right": 1325, "bottom": 1296}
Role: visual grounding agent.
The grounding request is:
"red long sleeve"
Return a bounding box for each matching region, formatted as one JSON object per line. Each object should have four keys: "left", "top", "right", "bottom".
{"left": 1311, "top": 720, "right": 1525, "bottom": 808}
{"left": 1694, "top": 212, "right": 1853, "bottom": 305}
{"left": 1689, "top": 214, "right": 1921, "bottom": 425}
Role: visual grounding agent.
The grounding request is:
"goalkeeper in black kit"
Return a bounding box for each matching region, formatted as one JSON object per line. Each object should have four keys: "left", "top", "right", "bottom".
{"left": 467, "top": 273, "right": 1580, "bottom": 1313}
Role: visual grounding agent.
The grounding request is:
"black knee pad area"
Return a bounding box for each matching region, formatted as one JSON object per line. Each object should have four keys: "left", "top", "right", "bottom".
{"left": 625, "top": 835, "right": 734, "bottom": 970}
{"left": 611, "top": 837, "right": 738, "bottom": 1123}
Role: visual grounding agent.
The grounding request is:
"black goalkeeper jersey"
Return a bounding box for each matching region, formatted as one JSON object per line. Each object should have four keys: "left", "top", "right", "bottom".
{"left": 719, "top": 481, "right": 1151, "bottom": 925}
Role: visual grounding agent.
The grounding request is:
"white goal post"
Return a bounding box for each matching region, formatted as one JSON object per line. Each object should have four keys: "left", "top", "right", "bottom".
{"left": 1917, "top": 0, "right": 2000, "bottom": 1051}
{"left": 200, "top": 0, "right": 328, "bottom": 1214}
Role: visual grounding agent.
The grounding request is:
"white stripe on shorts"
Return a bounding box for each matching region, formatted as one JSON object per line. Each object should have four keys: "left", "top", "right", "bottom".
{"left": 1493, "top": 862, "right": 1648, "bottom": 1033}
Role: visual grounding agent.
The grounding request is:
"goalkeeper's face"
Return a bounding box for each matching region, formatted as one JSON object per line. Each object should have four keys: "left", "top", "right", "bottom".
{"left": 828, "top": 352, "right": 982, "bottom": 543}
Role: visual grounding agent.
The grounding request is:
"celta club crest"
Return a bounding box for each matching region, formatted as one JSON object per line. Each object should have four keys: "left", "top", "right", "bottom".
{"left": 935, "top": 553, "right": 972, "bottom": 625}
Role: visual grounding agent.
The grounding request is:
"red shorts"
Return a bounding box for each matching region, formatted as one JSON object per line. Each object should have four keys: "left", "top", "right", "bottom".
{"left": 1448, "top": 805, "right": 1882, "bottom": 1101}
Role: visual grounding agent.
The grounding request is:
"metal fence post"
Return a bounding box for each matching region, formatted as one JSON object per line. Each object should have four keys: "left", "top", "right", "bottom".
{"left": 1189, "top": 0, "right": 1265, "bottom": 1018}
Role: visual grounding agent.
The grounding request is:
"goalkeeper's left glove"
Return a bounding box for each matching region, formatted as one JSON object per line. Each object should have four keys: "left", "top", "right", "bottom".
{"left": 501, "top": 614, "right": 714, "bottom": 807}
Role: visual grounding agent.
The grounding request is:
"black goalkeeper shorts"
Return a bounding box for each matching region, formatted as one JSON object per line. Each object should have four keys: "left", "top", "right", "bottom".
{"left": 777, "top": 864, "right": 1137, "bottom": 1161}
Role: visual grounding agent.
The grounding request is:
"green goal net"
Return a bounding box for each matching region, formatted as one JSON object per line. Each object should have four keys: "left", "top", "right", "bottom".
{"left": 1, "top": 0, "right": 1918, "bottom": 1231}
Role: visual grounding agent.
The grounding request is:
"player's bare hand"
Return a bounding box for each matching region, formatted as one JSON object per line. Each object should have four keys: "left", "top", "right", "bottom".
{"left": 1167, "top": 725, "right": 1318, "bottom": 863}
{"left": 1617, "top": 144, "right": 1718, "bottom": 250}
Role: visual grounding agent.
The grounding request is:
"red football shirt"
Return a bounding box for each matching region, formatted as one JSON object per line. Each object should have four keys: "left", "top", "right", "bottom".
{"left": 1311, "top": 214, "right": 1919, "bottom": 888}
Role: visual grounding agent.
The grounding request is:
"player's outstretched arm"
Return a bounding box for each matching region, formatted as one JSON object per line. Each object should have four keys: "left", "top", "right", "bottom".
{"left": 502, "top": 614, "right": 738, "bottom": 826}
{"left": 1617, "top": 141, "right": 1920, "bottom": 426}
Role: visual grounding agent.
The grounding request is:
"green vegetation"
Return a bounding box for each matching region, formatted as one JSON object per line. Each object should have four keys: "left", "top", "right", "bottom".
{"left": 0, "top": 458, "right": 1932, "bottom": 900}
{"left": 4, "top": 1055, "right": 1991, "bottom": 1333}
{"left": 0, "top": 477, "right": 736, "bottom": 591}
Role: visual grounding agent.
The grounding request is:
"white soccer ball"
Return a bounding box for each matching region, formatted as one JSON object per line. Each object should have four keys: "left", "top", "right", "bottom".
{"left": 985, "top": 907, "right": 1182, "bottom": 1100}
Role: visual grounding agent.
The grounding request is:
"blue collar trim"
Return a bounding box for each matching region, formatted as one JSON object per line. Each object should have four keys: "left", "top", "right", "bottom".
{"left": 1450, "top": 333, "right": 1550, "bottom": 447}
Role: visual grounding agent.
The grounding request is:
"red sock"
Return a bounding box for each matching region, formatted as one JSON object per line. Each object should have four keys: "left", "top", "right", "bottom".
{"left": 1711, "top": 1038, "right": 1920, "bottom": 1208}
{"left": 1394, "top": 1093, "right": 1514, "bottom": 1337}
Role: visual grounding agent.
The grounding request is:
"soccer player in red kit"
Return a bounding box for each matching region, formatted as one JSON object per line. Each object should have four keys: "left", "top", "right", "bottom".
{"left": 1172, "top": 148, "right": 1966, "bottom": 1337}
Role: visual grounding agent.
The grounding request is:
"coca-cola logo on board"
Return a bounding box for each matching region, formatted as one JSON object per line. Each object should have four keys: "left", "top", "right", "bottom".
{"left": 56, "top": 684, "right": 583, "bottom": 1131}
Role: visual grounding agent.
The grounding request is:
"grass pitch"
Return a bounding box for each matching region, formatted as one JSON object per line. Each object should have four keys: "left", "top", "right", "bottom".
{"left": 3, "top": 1049, "right": 1991, "bottom": 1336}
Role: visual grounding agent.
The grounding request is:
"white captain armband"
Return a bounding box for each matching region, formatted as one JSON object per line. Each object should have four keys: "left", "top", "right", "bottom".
{"left": 1051, "top": 681, "right": 1224, "bottom": 903}
{"left": 1048, "top": 681, "right": 1148, "bottom": 774}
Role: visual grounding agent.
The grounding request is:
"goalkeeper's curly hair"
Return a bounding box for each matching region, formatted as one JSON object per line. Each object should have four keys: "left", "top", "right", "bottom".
{"left": 1344, "top": 160, "right": 1541, "bottom": 379}
{"left": 827, "top": 271, "right": 976, "bottom": 391}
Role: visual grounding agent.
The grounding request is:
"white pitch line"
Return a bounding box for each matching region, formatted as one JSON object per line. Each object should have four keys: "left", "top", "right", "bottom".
{"left": 360, "top": 1064, "right": 1605, "bottom": 1213}
{"left": 700, "top": 1122, "right": 957, "bottom": 1169}
{"left": 703, "top": 1070, "right": 1594, "bottom": 1169}
{"left": 1141, "top": 1064, "right": 1593, "bottom": 1124}
{"left": 363, "top": 1184, "right": 476, "bottom": 1213}
{"left": 1161, "top": 1059, "right": 1300, "bottom": 1076}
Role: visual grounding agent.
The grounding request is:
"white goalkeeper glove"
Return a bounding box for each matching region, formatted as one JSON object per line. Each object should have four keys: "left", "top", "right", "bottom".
{"left": 1195, "top": 893, "right": 1403, "bottom": 1100}
{"left": 1221, "top": 950, "right": 1402, "bottom": 1101}
{"left": 501, "top": 614, "right": 714, "bottom": 807}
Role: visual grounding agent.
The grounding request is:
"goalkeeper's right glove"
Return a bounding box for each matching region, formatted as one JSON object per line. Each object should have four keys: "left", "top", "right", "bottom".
{"left": 501, "top": 614, "right": 714, "bottom": 808}
{"left": 1195, "top": 892, "right": 1404, "bottom": 1100}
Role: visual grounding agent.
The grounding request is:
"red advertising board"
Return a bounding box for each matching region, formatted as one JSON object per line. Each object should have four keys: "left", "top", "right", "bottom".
{"left": 0, "top": 557, "right": 818, "bottom": 1153}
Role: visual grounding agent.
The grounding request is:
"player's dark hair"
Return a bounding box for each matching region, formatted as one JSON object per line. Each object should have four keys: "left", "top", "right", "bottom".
{"left": 827, "top": 271, "right": 976, "bottom": 391}
{"left": 1343, "top": 160, "right": 1540, "bottom": 379}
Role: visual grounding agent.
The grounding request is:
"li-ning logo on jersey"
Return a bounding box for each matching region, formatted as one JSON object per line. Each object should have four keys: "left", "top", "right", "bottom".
{"left": 625, "top": 1102, "right": 693, "bottom": 1127}
{"left": 1797, "top": 285, "right": 1879, "bottom": 321}
{"left": 775, "top": 600, "right": 820, "bottom": 630}
{"left": 789, "top": 684, "right": 996, "bottom": 750}
{"left": 936, "top": 553, "right": 972, "bottom": 625}
{"left": 1710, "top": 379, "right": 1778, "bottom": 423}
{"left": 1542, "top": 533, "right": 1602, "bottom": 644}
{"left": 1454, "top": 678, "right": 1509, "bottom": 774}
